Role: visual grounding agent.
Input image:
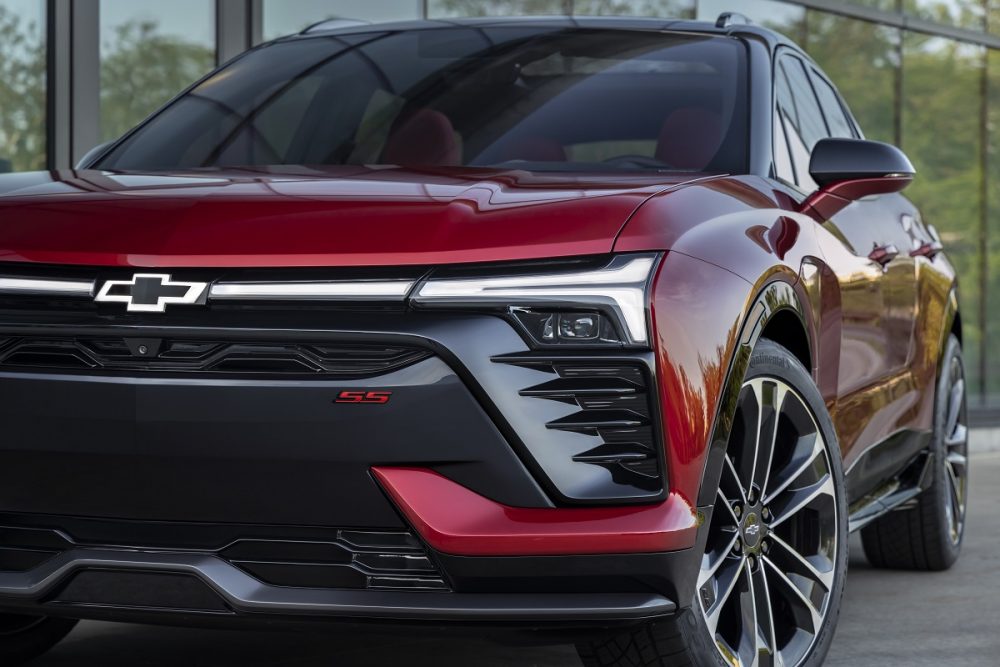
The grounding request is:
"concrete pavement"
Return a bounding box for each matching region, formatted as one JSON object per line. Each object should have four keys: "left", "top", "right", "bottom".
{"left": 30, "top": 453, "right": 1000, "bottom": 666}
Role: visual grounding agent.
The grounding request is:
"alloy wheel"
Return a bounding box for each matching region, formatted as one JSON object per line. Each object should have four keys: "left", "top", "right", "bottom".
{"left": 941, "top": 355, "right": 969, "bottom": 545}
{"left": 697, "top": 377, "right": 839, "bottom": 667}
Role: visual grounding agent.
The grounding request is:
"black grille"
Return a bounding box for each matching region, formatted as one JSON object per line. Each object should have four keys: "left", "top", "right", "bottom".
{"left": 0, "top": 523, "right": 447, "bottom": 592}
{"left": 220, "top": 531, "right": 447, "bottom": 591}
{"left": 0, "top": 336, "right": 429, "bottom": 377}
{"left": 0, "top": 526, "right": 70, "bottom": 572}
{"left": 55, "top": 571, "right": 232, "bottom": 612}
{"left": 504, "top": 357, "right": 663, "bottom": 494}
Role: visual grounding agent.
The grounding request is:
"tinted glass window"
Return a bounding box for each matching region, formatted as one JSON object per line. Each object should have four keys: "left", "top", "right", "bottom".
{"left": 773, "top": 109, "right": 794, "bottom": 183}
{"left": 810, "top": 71, "right": 855, "bottom": 138}
{"left": 774, "top": 61, "right": 816, "bottom": 190}
{"left": 779, "top": 55, "right": 829, "bottom": 150}
{"left": 97, "top": 28, "right": 749, "bottom": 174}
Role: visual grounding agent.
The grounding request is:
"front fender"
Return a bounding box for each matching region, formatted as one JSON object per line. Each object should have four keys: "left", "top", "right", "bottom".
{"left": 650, "top": 251, "right": 818, "bottom": 510}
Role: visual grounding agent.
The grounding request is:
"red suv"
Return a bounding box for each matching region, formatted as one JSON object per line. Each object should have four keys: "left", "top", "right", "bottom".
{"left": 0, "top": 15, "right": 966, "bottom": 667}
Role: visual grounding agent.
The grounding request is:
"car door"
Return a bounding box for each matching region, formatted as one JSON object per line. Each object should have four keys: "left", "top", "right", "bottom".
{"left": 773, "top": 51, "right": 919, "bottom": 459}
{"left": 806, "top": 65, "right": 919, "bottom": 376}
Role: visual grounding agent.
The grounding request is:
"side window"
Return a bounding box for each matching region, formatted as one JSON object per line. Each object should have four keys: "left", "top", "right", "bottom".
{"left": 810, "top": 72, "right": 855, "bottom": 139}
{"left": 773, "top": 103, "right": 795, "bottom": 184}
{"left": 779, "top": 56, "right": 829, "bottom": 149}
{"left": 774, "top": 57, "right": 819, "bottom": 191}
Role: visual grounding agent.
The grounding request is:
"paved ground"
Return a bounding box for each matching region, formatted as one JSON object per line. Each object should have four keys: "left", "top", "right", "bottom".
{"left": 30, "top": 452, "right": 1000, "bottom": 666}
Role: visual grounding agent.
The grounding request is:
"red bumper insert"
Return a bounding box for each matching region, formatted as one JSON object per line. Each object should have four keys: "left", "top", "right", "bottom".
{"left": 372, "top": 467, "right": 698, "bottom": 557}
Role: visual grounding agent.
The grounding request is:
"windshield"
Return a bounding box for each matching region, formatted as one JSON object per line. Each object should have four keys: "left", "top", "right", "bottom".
{"left": 96, "top": 27, "right": 749, "bottom": 174}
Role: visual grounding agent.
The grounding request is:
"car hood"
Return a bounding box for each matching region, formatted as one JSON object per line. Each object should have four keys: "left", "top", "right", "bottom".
{"left": 0, "top": 167, "right": 709, "bottom": 268}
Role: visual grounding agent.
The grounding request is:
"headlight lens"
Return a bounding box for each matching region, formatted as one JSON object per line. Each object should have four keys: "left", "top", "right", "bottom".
{"left": 411, "top": 254, "right": 659, "bottom": 346}
{"left": 511, "top": 309, "right": 622, "bottom": 345}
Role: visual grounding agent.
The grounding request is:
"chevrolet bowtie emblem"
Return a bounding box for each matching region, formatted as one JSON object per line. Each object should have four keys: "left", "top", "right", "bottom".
{"left": 95, "top": 274, "right": 208, "bottom": 312}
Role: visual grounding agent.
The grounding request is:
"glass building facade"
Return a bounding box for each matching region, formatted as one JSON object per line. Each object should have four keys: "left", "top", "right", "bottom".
{"left": 1, "top": 0, "right": 1000, "bottom": 413}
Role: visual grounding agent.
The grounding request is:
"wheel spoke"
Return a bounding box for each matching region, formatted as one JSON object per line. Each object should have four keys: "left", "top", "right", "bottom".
{"left": 699, "top": 530, "right": 740, "bottom": 588}
{"left": 768, "top": 474, "right": 834, "bottom": 528}
{"left": 704, "top": 556, "right": 746, "bottom": 637}
{"left": 751, "top": 565, "right": 777, "bottom": 666}
{"left": 945, "top": 378, "right": 965, "bottom": 438}
{"left": 946, "top": 462, "right": 964, "bottom": 518}
{"left": 733, "top": 383, "right": 763, "bottom": 495}
{"left": 763, "top": 433, "right": 824, "bottom": 507}
{"left": 722, "top": 453, "right": 748, "bottom": 506}
{"left": 945, "top": 423, "right": 968, "bottom": 448}
{"left": 767, "top": 533, "right": 834, "bottom": 592}
{"left": 736, "top": 567, "right": 759, "bottom": 667}
{"left": 718, "top": 488, "right": 742, "bottom": 527}
{"left": 749, "top": 380, "right": 783, "bottom": 500}
{"left": 763, "top": 556, "right": 823, "bottom": 635}
{"left": 946, "top": 450, "right": 968, "bottom": 475}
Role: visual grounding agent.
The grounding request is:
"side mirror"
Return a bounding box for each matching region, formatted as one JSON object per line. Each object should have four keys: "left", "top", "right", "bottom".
{"left": 0, "top": 159, "right": 11, "bottom": 174}
{"left": 798, "top": 138, "right": 915, "bottom": 221}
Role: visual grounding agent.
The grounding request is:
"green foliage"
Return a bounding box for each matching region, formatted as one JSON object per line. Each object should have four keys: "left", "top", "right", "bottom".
{"left": 99, "top": 20, "right": 214, "bottom": 142}
{"left": 429, "top": 0, "right": 694, "bottom": 17}
{"left": 571, "top": 0, "right": 695, "bottom": 16}
{"left": 806, "top": 11, "right": 898, "bottom": 144}
{"left": 804, "top": 9, "right": 989, "bottom": 398}
{"left": 430, "top": 0, "right": 572, "bottom": 15}
{"left": 0, "top": 5, "right": 46, "bottom": 172}
{"left": 899, "top": 35, "right": 985, "bottom": 392}
{"left": 902, "top": 0, "right": 985, "bottom": 29}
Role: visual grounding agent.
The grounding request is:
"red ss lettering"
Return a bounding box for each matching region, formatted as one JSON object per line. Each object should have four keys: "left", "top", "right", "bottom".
{"left": 335, "top": 390, "right": 392, "bottom": 404}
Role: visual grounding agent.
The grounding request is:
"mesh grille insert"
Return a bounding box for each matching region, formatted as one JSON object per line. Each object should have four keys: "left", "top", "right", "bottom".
{"left": 0, "top": 523, "right": 448, "bottom": 592}
{"left": 0, "top": 337, "right": 430, "bottom": 377}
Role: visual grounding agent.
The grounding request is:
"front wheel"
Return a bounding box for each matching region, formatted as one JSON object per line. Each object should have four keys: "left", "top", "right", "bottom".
{"left": 578, "top": 339, "right": 848, "bottom": 667}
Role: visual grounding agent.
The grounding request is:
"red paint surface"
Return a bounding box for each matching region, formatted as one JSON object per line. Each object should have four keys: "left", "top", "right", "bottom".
{"left": 371, "top": 467, "right": 699, "bottom": 556}
{"left": 0, "top": 165, "right": 960, "bottom": 532}
{"left": 798, "top": 176, "right": 913, "bottom": 222}
{"left": 648, "top": 253, "right": 752, "bottom": 506}
{"left": 0, "top": 168, "right": 697, "bottom": 268}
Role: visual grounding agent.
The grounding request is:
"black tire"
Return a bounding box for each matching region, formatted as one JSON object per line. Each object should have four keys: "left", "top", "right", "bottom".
{"left": 577, "top": 339, "right": 848, "bottom": 667}
{"left": 861, "top": 334, "right": 968, "bottom": 571}
{"left": 0, "top": 615, "right": 77, "bottom": 665}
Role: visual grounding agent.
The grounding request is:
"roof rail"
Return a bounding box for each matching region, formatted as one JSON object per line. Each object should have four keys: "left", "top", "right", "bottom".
{"left": 715, "top": 12, "right": 753, "bottom": 28}
{"left": 301, "top": 18, "right": 371, "bottom": 34}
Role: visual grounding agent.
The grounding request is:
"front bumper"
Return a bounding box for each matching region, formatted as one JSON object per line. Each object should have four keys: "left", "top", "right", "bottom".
{"left": 0, "top": 307, "right": 702, "bottom": 627}
{"left": 0, "top": 546, "right": 682, "bottom": 627}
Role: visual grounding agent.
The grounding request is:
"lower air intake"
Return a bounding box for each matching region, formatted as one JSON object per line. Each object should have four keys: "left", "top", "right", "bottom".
{"left": 497, "top": 355, "right": 665, "bottom": 498}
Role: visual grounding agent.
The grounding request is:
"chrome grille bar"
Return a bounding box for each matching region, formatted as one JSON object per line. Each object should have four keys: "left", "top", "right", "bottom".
{"left": 209, "top": 280, "right": 415, "bottom": 300}
{"left": 0, "top": 277, "right": 94, "bottom": 297}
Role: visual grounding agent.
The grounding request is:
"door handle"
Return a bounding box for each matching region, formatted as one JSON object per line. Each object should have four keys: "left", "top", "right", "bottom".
{"left": 869, "top": 243, "right": 899, "bottom": 266}
{"left": 910, "top": 240, "right": 943, "bottom": 260}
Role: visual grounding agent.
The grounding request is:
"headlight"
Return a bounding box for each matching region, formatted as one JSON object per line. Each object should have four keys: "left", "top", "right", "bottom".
{"left": 411, "top": 254, "right": 659, "bottom": 346}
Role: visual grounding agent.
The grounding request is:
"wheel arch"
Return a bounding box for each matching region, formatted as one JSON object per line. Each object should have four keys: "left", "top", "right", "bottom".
{"left": 935, "top": 287, "right": 962, "bottom": 379}
{"left": 695, "top": 278, "right": 814, "bottom": 507}
{"left": 759, "top": 306, "right": 812, "bottom": 374}
{"left": 948, "top": 292, "right": 962, "bottom": 345}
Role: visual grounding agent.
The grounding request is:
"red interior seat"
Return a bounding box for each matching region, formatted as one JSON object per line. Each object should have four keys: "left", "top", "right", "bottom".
{"left": 382, "top": 109, "right": 460, "bottom": 166}
{"left": 655, "top": 108, "right": 723, "bottom": 171}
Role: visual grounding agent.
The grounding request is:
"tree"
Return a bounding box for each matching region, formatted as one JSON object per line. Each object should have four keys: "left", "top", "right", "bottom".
{"left": 99, "top": 19, "right": 214, "bottom": 142}
{"left": 431, "top": 0, "right": 694, "bottom": 18}
{"left": 0, "top": 4, "right": 46, "bottom": 172}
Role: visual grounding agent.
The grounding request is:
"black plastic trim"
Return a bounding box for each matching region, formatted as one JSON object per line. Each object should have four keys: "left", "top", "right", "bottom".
{"left": 0, "top": 549, "right": 676, "bottom": 623}
{"left": 436, "top": 547, "right": 702, "bottom": 613}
